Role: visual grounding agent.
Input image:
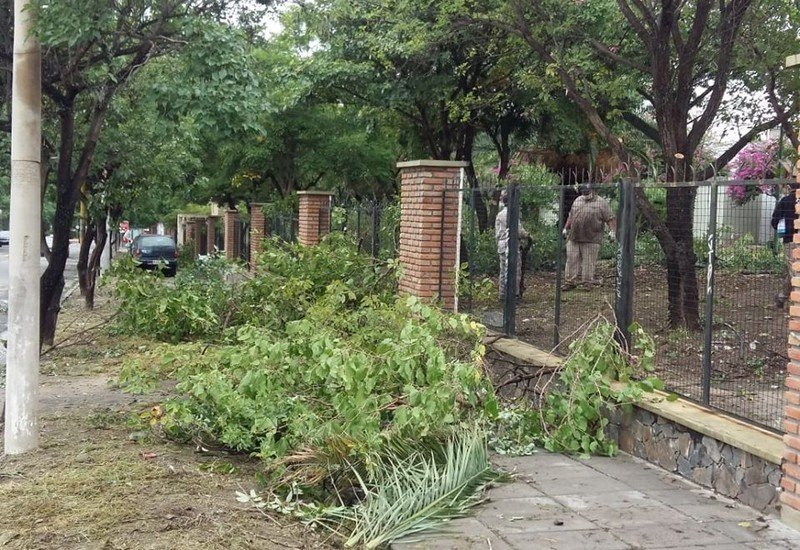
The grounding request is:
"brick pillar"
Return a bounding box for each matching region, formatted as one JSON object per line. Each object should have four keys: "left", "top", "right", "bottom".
{"left": 298, "top": 191, "right": 334, "bottom": 246}
{"left": 397, "top": 160, "right": 467, "bottom": 312}
{"left": 784, "top": 151, "right": 800, "bottom": 531}
{"left": 223, "top": 209, "right": 238, "bottom": 260}
{"left": 192, "top": 218, "right": 203, "bottom": 256}
{"left": 249, "top": 203, "right": 269, "bottom": 269}
{"left": 206, "top": 216, "right": 218, "bottom": 255}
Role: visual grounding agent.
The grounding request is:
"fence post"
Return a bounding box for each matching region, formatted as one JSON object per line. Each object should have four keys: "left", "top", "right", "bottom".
{"left": 554, "top": 185, "right": 566, "bottom": 348}
{"left": 356, "top": 208, "right": 362, "bottom": 253}
{"left": 298, "top": 190, "right": 334, "bottom": 245}
{"left": 372, "top": 202, "right": 381, "bottom": 259}
{"left": 503, "top": 182, "right": 519, "bottom": 337}
{"left": 223, "top": 209, "right": 237, "bottom": 260}
{"left": 396, "top": 159, "right": 466, "bottom": 311}
{"left": 701, "top": 179, "right": 719, "bottom": 406}
{"left": 614, "top": 178, "right": 636, "bottom": 350}
{"left": 467, "top": 187, "right": 477, "bottom": 314}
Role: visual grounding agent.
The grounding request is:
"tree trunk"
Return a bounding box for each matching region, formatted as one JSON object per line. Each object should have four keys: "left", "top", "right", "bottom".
{"left": 85, "top": 220, "right": 106, "bottom": 309}
{"left": 77, "top": 220, "right": 95, "bottom": 297}
{"left": 457, "top": 125, "right": 489, "bottom": 232}
{"left": 664, "top": 186, "right": 700, "bottom": 329}
{"left": 40, "top": 176, "right": 79, "bottom": 346}
{"left": 636, "top": 184, "right": 701, "bottom": 330}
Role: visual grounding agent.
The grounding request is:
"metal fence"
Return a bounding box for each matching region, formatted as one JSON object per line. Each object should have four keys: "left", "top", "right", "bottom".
{"left": 457, "top": 176, "right": 793, "bottom": 432}
{"left": 264, "top": 200, "right": 399, "bottom": 260}
{"left": 268, "top": 211, "right": 299, "bottom": 243}
{"left": 330, "top": 201, "right": 399, "bottom": 260}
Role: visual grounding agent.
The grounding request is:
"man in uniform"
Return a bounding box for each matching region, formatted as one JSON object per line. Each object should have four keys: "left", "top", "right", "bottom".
{"left": 563, "top": 183, "right": 615, "bottom": 291}
{"left": 495, "top": 188, "right": 529, "bottom": 301}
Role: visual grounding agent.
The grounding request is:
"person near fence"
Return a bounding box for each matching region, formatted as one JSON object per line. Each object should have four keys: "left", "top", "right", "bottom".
{"left": 495, "top": 188, "right": 529, "bottom": 301}
{"left": 562, "top": 183, "right": 615, "bottom": 291}
{"left": 771, "top": 182, "right": 799, "bottom": 308}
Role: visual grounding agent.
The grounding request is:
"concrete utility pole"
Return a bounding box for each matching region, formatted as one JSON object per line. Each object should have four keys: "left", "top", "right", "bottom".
{"left": 4, "top": 0, "right": 42, "bottom": 454}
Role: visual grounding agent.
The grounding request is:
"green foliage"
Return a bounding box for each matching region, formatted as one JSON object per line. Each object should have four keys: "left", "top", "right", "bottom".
{"left": 515, "top": 165, "right": 560, "bottom": 227}
{"left": 467, "top": 230, "right": 499, "bottom": 277}
{"left": 322, "top": 429, "right": 500, "bottom": 549}
{"left": 110, "top": 256, "right": 235, "bottom": 343}
{"left": 490, "top": 319, "right": 662, "bottom": 457}
{"left": 458, "top": 264, "right": 496, "bottom": 303}
{"left": 717, "top": 233, "right": 784, "bottom": 274}
{"left": 635, "top": 231, "right": 665, "bottom": 266}
{"left": 177, "top": 244, "right": 197, "bottom": 269}
{"left": 162, "top": 294, "right": 491, "bottom": 460}
{"left": 527, "top": 225, "right": 559, "bottom": 271}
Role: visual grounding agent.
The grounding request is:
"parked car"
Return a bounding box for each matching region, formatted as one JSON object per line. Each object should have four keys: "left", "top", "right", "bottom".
{"left": 0, "top": 230, "right": 9, "bottom": 246}
{"left": 130, "top": 234, "right": 178, "bottom": 276}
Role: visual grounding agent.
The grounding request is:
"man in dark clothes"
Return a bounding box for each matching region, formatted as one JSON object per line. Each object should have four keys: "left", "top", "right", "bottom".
{"left": 771, "top": 182, "right": 799, "bottom": 308}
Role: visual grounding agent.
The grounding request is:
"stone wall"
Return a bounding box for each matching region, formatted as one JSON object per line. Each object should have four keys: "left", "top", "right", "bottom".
{"left": 607, "top": 407, "right": 781, "bottom": 512}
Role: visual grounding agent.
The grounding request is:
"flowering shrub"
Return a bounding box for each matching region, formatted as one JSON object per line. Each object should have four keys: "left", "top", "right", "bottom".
{"left": 726, "top": 141, "right": 777, "bottom": 205}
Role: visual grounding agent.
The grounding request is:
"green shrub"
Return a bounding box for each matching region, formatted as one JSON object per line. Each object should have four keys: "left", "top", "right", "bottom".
{"left": 490, "top": 319, "right": 662, "bottom": 456}
{"left": 110, "top": 256, "right": 234, "bottom": 343}
{"left": 153, "top": 295, "right": 494, "bottom": 461}
{"left": 526, "top": 224, "right": 559, "bottom": 271}
{"left": 718, "top": 233, "right": 784, "bottom": 273}
{"left": 177, "top": 243, "right": 197, "bottom": 268}
{"left": 636, "top": 231, "right": 665, "bottom": 266}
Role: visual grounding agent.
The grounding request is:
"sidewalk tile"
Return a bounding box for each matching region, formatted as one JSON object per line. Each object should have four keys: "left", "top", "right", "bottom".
{"left": 576, "top": 503, "right": 684, "bottom": 528}
{"left": 484, "top": 480, "right": 545, "bottom": 500}
{"left": 553, "top": 490, "right": 650, "bottom": 511}
{"left": 613, "top": 522, "right": 735, "bottom": 548}
{"left": 531, "top": 475, "right": 633, "bottom": 496}
{"left": 391, "top": 517, "right": 512, "bottom": 550}
{"left": 503, "top": 529, "right": 630, "bottom": 550}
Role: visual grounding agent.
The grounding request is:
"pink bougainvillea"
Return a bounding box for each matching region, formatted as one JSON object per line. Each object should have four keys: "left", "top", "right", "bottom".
{"left": 731, "top": 140, "right": 777, "bottom": 180}
{"left": 726, "top": 140, "right": 777, "bottom": 205}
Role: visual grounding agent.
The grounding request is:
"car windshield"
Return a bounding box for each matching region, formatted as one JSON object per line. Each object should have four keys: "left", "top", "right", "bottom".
{"left": 138, "top": 236, "right": 174, "bottom": 247}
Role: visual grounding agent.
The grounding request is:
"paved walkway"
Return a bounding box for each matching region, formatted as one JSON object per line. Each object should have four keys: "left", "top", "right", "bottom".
{"left": 393, "top": 451, "right": 800, "bottom": 549}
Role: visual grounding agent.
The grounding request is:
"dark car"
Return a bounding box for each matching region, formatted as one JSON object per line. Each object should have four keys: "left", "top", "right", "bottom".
{"left": 0, "top": 230, "right": 9, "bottom": 247}
{"left": 130, "top": 234, "right": 178, "bottom": 276}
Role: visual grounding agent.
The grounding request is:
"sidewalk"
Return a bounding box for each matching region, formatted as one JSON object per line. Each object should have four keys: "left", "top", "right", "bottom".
{"left": 393, "top": 451, "right": 800, "bottom": 549}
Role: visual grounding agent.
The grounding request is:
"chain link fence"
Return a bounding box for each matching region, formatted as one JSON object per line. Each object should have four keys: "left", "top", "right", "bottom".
{"left": 458, "top": 174, "right": 792, "bottom": 431}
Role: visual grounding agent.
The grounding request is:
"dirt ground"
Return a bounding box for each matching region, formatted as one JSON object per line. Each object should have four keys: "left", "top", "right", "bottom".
{"left": 470, "top": 261, "right": 787, "bottom": 430}
{"left": 0, "top": 291, "right": 333, "bottom": 550}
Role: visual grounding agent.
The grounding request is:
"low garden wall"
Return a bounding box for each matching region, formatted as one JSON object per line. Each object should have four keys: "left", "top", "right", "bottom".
{"left": 485, "top": 335, "right": 785, "bottom": 514}
{"left": 606, "top": 406, "right": 781, "bottom": 511}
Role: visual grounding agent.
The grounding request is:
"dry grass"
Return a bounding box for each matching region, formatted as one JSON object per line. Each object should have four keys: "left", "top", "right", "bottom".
{"left": 0, "top": 288, "right": 334, "bottom": 550}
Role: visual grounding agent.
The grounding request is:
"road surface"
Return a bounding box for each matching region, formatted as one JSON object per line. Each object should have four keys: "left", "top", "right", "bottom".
{"left": 0, "top": 241, "right": 82, "bottom": 369}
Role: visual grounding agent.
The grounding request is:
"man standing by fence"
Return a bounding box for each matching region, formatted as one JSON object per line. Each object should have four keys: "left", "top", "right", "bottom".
{"left": 563, "top": 183, "right": 615, "bottom": 291}
{"left": 495, "top": 188, "right": 529, "bottom": 301}
{"left": 771, "top": 182, "right": 799, "bottom": 308}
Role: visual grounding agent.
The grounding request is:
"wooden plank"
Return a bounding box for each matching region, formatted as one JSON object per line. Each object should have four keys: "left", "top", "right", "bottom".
{"left": 489, "top": 338, "right": 564, "bottom": 369}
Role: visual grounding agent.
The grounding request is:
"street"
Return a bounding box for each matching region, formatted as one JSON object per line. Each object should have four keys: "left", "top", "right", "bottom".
{"left": 0, "top": 241, "right": 81, "bottom": 367}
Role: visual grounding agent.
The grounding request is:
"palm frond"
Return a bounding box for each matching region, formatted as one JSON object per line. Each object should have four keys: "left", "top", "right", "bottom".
{"left": 321, "top": 427, "right": 500, "bottom": 549}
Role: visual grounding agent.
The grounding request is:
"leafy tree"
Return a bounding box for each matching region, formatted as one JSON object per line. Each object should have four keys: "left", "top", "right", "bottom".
{"left": 0, "top": 0, "right": 269, "bottom": 343}
{"left": 493, "top": 0, "right": 800, "bottom": 328}
{"left": 193, "top": 38, "right": 399, "bottom": 206}
{"left": 295, "top": 0, "right": 536, "bottom": 229}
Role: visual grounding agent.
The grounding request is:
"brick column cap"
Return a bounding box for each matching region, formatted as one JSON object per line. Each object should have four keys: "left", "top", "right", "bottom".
{"left": 296, "top": 190, "right": 335, "bottom": 196}
{"left": 396, "top": 160, "right": 470, "bottom": 169}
